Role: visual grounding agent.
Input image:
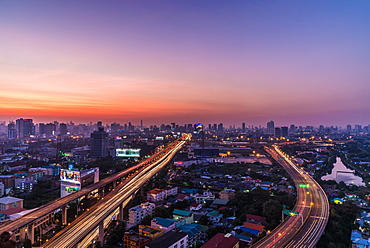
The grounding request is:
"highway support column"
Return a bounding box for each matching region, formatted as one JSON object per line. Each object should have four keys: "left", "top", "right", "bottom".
{"left": 119, "top": 203, "right": 124, "bottom": 222}
{"left": 98, "top": 221, "right": 104, "bottom": 245}
{"left": 62, "top": 206, "right": 67, "bottom": 225}
{"left": 27, "top": 223, "right": 34, "bottom": 244}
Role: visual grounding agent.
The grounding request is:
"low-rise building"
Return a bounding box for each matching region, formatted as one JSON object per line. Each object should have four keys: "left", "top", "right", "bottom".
{"left": 0, "top": 182, "right": 4, "bottom": 197}
{"left": 4, "top": 161, "right": 27, "bottom": 172}
{"left": 0, "top": 196, "right": 23, "bottom": 211}
{"left": 219, "top": 189, "right": 235, "bottom": 201}
{"left": 151, "top": 217, "right": 178, "bottom": 233}
{"left": 139, "top": 225, "right": 164, "bottom": 239}
{"left": 201, "top": 233, "right": 239, "bottom": 248}
{"left": 0, "top": 175, "right": 16, "bottom": 188}
{"left": 29, "top": 171, "right": 45, "bottom": 181}
{"left": 128, "top": 202, "right": 155, "bottom": 225}
{"left": 147, "top": 188, "right": 166, "bottom": 202}
{"left": 124, "top": 232, "right": 152, "bottom": 248}
{"left": 190, "top": 202, "right": 202, "bottom": 211}
{"left": 20, "top": 181, "right": 37, "bottom": 192}
{"left": 192, "top": 191, "right": 215, "bottom": 204}
{"left": 207, "top": 211, "right": 223, "bottom": 223}
{"left": 177, "top": 224, "right": 203, "bottom": 247}
{"left": 145, "top": 230, "right": 188, "bottom": 248}
{"left": 243, "top": 222, "right": 264, "bottom": 235}
{"left": 173, "top": 209, "right": 194, "bottom": 224}
{"left": 165, "top": 186, "right": 179, "bottom": 198}
{"left": 245, "top": 214, "right": 267, "bottom": 226}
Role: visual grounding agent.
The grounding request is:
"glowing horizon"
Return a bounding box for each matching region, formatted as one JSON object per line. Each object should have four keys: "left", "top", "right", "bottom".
{"left": 1, "top": 1, "right": 370, "bottom": 127}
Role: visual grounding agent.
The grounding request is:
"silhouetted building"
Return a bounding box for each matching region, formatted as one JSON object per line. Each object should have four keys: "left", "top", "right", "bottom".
{"left": 319, "top": 125, "right": 325, "bottom": 134}
{"left": 267, "top": 121, "right": 274, "bottom": 135}
{"left": 90, "top": 127, "right": 108, "bottom": 159}
{"left": 16, "top": 118, "right": 34, "bottom": 138}
{"left": 218, "top": 123, "right": 224, "bottom": 132}
{"left": 281, "top": 126, "right": 288, "bottom": 137}
{"left": 60, "top": 123, "right": 67, "bottom": 136}
{"left": 347, "top": 124, "right": 352, "bottom": 133}
{"left": 274, "top": 127, "right": 281, "bottom": 138}
{"left": 7, "top": 122, "right": 17, "bottom": 139}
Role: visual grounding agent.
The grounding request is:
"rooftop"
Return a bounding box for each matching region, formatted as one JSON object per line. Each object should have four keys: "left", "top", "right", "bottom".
{"left": 201, "top": 233, "right": 239, "bottom": 248}
{"left": 177, "top": 224, "right": 202, "bottom": 238}
{"left": 145, "top": 230, "right": 187, "bottom": 248}
{"left": 0, "top": 196, "right": 23, "bottom": 205}
{"left": 243, "top": 222, "right": 265, "bottom": 232}
{"left": 147, "top": 188, "right": 165, "bottom": 194}
{"left": 152, "top": 217, "right": 177, "bottom": 228}
{"left": 246, "top": 214, "right": 267, "bottom": 223}
{"left": 173, "top": 209, "right": 192, "bottom": 217}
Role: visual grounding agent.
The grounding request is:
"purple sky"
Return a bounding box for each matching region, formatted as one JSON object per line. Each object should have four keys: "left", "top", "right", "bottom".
{"left": 1, "top": 1, "right": 370, "bottom": 127}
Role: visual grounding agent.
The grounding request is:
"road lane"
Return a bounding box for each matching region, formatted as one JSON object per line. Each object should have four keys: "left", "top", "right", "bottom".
{"left": 252, "top": 146, "right": 329, "bottom": 248}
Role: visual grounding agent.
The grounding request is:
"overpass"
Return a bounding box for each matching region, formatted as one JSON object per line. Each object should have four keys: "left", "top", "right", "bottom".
{"left": 43, "top": 135, "right": 189, "bottom": 247}
{"left": 0, "top": 134, "right": 190, "bottom": 247}
{"left": 252, "top": 145, "right": 329, "bottom": 248}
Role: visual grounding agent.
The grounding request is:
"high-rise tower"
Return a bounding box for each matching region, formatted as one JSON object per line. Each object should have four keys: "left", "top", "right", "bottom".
{"left": 90, "top": 127, "right": 108, "bottom": 159}
{"left": 267, "top": 121, "right": 275, "bottom": 135}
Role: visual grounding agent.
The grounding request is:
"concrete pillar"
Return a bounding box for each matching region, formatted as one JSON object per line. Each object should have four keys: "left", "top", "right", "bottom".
{"left": 19, "top": 227, "right": 26, "bottom": 242}
{"left": 62, "top": 206, "right": 68, "bottom": 225}
{"left": 119, "top": 204, "right": 124, "bottom": 222}
{"left": 98, "top": 221, "right": 104, "bottom": 245}
{"left": 27, "top": 223, "right": 34, "bottom": 244}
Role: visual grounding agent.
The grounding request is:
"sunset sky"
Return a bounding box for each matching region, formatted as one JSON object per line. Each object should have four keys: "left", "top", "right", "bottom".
{"left": 1, "top": 1, "right": 369, "bottom": 127}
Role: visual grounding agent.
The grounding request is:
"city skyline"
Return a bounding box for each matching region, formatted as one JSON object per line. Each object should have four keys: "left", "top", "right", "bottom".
{"left": 1, "top": 117, "right": 368, "bottom": 130}
{"left": 1, "top": 1, "right": 370, "bottom": 126}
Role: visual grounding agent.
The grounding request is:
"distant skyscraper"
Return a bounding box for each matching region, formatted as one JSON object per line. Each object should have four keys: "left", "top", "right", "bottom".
{"left": 242, "top": 123, "right": 246, "bottom": 132}
{"left": 289, "top": 124, "right": 296, "bottom": 134}
{"left": 60, "top": 123, "right": 67, "bottom": 136}
{"left": 281, "top": 126, "right": 288, "bottom": 137}
{"left": 90, "top": 127, "right": 108, "bottom": 159}
{"left": 218, "top": 123, "right": 224, "bottom": 132}
{"left": 97, "top": 121, "right": 103, "bottom": 130}
{"left": 274, "top": 127, "right": 281, "bottom": 138}
{"left": 355, "top": 125, "right": 362, "bottom": 133}
{"left": 346, "top": 124, "right": 352, "bottom": 133}
{"left": 267, "top": 121, "right": 275, "bottom": 135}
{"left": 7, "top": 122, "right": 17, "bottom": 139}
{"left": 16, "top": 118, "right": 34, "bottom": 138}
{"left": 111, "top": 122, "right": 121, "bottom": 133}
{"left": 319, "top": 125, "right": 325, "bottom": 134}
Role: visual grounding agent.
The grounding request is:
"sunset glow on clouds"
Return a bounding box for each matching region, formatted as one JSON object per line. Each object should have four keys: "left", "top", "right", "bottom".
{"left": 1, "top": 1, "right": 370, "bottom": 126}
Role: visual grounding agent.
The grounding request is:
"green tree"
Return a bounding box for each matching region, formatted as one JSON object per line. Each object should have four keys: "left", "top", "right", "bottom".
{"left": 262, "top": 200, "right": 282, "bottom": 223}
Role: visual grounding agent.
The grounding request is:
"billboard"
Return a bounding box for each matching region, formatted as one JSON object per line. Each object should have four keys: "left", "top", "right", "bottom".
{"left": 60, "top": 169, "right": 81, "bottom": 185}
{"left": 116, "top": 148, "right": 140, "bottom": 158}
{"left": 65, "top": 186, "right": 79, "bottom": 192}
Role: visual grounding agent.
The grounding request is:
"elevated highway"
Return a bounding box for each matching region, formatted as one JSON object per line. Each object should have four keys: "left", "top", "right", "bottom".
{"left": 43, "top": 135, "right": 189, "bottom": 247}
{"left": 0, "top": 134, "right": 190, "bottom": 246}
{"left": 252, "top": 145, "right": 329, "bottom": 248}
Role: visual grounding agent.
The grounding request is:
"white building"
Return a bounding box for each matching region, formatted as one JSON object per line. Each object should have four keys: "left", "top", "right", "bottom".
{"left": 128, "top": 202, "right": 155, "bottom": 225}
{"left": 147, "top": 188, "right": 166, "bottom": 202}
{"left": 165, "top": 186, "right": 179, "bottom": 198}
{"left": 191, "top": 191, "right": 215, "bottom": 204}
